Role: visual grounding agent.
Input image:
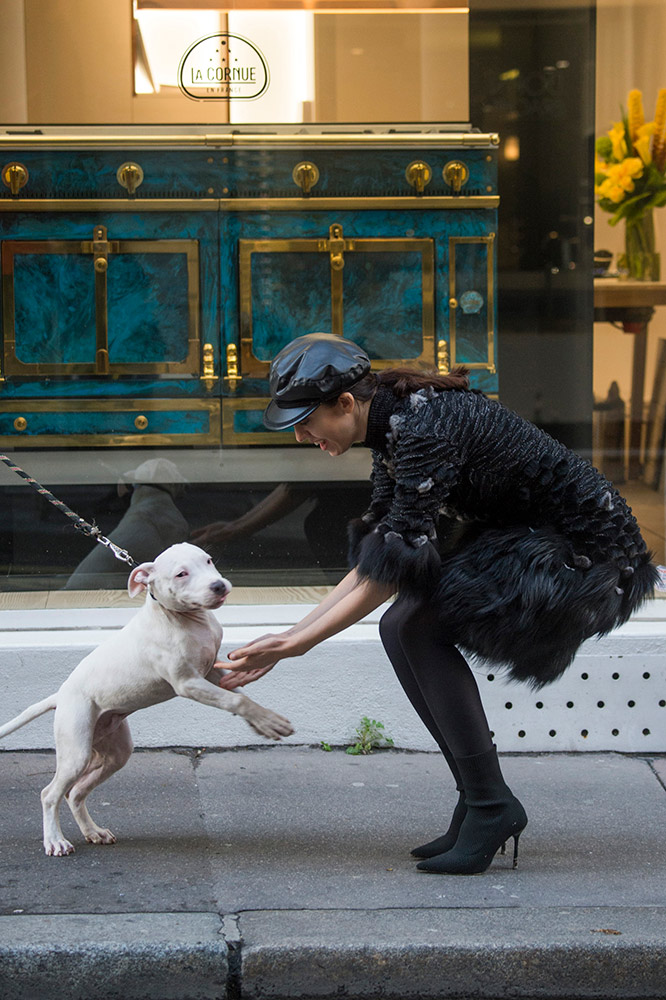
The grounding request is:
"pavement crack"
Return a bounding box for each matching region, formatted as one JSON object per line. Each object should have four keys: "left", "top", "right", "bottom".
{"left": 646, "top": 757, "right": 666, "bottom": 792}
{"left": 219, "top": 912, "right": 242, "bottom": 1000}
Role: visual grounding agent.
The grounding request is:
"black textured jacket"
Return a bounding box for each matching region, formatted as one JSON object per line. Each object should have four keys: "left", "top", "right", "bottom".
{"left": 349, "top": 385, "right": 653, "bottom": 635}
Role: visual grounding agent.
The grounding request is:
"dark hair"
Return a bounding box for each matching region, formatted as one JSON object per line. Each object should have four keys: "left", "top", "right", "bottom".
{"left": 338, "top": 365, "right": 470, "bottom": 403}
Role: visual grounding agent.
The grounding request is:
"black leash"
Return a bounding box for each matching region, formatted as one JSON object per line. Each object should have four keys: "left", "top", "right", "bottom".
{"left": 0, "top": 454, "right": 137, "bottom": 568}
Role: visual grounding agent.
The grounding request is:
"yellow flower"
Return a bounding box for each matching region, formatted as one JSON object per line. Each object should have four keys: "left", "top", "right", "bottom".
{"left": 628, "top": 88, "right": 645, "bottom": 141}
{"left": 635, "top": 122, "right": 656, "bottom": 165}
{"left": 611, "top": 157, "right": 643, "bottom": 182}
{"left": 597, "top": 158, "right": 644, "bottom": 203}
{"left": 608, "top": 122, "right": 628, "bottom": 161}
{"left": 596, "top": 176, "right": 626, "bottom": 203}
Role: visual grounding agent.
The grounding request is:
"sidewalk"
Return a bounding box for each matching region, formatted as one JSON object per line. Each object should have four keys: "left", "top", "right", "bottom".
{"left": 1, "top": 746, "right": 665, "bottom": 1000}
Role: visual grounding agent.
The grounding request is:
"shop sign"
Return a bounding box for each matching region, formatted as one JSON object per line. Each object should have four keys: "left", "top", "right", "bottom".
{"left": 178, "top": 33, "right": 269, "bottom": 101}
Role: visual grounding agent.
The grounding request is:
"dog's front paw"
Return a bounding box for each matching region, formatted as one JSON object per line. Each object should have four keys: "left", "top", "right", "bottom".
{"left": 85, "top": 827, "right": 116, "bottom": 846}
{"left": 245, "top": 704, "right": 294, "bottom": 740}
{"left": 44, "top": 837, "right": 75, "bottom": 857}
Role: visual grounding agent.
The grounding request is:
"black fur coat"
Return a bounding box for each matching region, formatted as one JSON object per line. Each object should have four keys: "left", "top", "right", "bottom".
{"left": 349, "top": 384, "right": 658, "bottom": 687}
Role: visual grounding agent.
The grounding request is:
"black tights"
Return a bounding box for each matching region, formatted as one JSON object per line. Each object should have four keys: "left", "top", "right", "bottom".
{"left": 378, "top": 599, "right": 494, "bottom": 773}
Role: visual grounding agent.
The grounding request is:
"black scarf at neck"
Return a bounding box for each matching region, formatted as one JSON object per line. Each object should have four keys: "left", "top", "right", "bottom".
{"left": 363, "top": 383, "right": 397, "bottom": 456}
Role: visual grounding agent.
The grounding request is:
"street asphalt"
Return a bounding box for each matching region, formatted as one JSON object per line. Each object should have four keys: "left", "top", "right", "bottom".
{"left": 0, "top": 746, "right": 665, "bottom": 1000}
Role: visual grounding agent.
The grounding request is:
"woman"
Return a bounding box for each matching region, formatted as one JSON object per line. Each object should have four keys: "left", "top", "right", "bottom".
{"left": 218, "top": 332, "right": 657, "bottom": 875}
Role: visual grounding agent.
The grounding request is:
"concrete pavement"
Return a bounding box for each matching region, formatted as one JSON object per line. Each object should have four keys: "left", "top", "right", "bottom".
{"left": 1, "top": 747, "right": 665, "bottom": 999}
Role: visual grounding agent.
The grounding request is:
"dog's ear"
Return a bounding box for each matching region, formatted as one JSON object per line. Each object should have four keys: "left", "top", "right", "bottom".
{"left": 128, "top": 562, "right": 155, "bottom": 598}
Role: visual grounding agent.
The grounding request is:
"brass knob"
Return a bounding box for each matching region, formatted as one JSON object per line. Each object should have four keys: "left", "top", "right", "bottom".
{"left": 117, "top": 162, "right": 144, "bottom": 196}
{"left": 13, "top": 416, "right": 27, "bottom": 432}
{"left": 134, "top": 415, "right": 148, "bottom": 430}
{"left": 443, "top": 160, "right": 469, "bottom": 194}
{"left": 449, "top": 297, "right": 458, "bottom": 309}
{"left": 94, "top": 257, "right": 108, "bottom": 273}
{"left": 437, "top": 339, "right": 450, "bottom": 376}
{"left": 292, "top": 161, "right": 319, "bottom": 197}
{"left": 405, "top": 160, "right": 432, "bottom": 195}
{"left": 222, "top": 342, "right": 239, "bottom": 392}
{"left": 2, "top": 162, "right": 29, "bottom": 197}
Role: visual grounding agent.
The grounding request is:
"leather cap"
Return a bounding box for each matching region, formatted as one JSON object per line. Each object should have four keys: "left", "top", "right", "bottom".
{"left": 263, "top": 333, "right": 371, "bottom": 430}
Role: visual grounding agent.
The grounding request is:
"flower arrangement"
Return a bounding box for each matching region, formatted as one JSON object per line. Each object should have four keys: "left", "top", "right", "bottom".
{"left": 595, "top": 88, "right": 666, "bottom": 279}
{"left": 595, "top": 88, "right": 666, "bottom": 222}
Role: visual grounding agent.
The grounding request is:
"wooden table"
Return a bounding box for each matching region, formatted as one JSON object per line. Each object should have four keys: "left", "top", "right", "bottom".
{"left": 594, "top": 279, "right": 666, "bottom": 478}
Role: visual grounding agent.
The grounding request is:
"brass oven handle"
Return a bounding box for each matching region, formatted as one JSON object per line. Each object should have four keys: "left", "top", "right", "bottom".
{"left": 437, "top": 340, "right": 450, "bottom": 376}
{"left": 117, "top": 162, "right": 144, "bottom": 196}
{"left": 222, "top": 343, "right": 240, "bottom": 392}
{"left": 292, "top": 161, "right": 320, "bottom": 197}
{"left": 443, "top": 160, "right": 469, "bottom": 194}
{"left": 91, "top": 225, "right": 110, "bottom": 374}
{"left": 405, "top": 160, "right": 432, "bottom": 196}
{"left": 2, "top": 162, "right": 29, "bottom": 197}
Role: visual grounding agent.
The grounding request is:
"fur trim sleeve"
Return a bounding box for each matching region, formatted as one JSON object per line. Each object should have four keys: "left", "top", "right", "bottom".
{"left": 347, "top": 515, "right": 375, "bottom": 565}
{"left": 356, "top": 525, "right": 441, "bottom": 596}
{"left": 347, "top": 451, "right": 396, "bottom": 565}
{"left": 353, "top": 412, "right": 462, "bottom": 595}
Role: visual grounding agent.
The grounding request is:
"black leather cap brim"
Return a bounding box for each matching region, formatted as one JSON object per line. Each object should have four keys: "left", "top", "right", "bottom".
{"left": 263, "top": 399, "right": 320, "bottom": 431}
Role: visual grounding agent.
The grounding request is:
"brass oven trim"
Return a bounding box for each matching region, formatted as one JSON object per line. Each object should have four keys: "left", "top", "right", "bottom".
{"left": 0, "top": 132, "right": 500, "bottom": 150}
{"left": 0, "top": 397, "right": 220, "bottom": 447}
{"left": 0, "top": 196, "right": 499, "bottom": 213}
{"left": 238, "top": 229, "right": 435, "bottom": 378}
{"left": 1, "top": 235, "right": 200, "bottom": 377}
{"left": 448, "top": 234, "right": 496, "bottom": 374}
{"left": 222, "top": 397, "right": 295, "bottom": 446}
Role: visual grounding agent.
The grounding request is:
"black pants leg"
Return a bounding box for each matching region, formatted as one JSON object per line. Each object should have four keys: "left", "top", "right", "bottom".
{"left": 379, "top": 598, "right": 494, "bottom": 760}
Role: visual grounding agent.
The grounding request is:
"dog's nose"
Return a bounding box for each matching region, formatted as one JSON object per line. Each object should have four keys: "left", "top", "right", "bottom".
{"left": 210, "top": 580, "right": 228, "bottom": 597}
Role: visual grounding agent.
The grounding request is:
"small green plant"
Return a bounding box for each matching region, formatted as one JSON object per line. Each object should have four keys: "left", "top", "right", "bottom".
{"left": 320, "top": 741, "right": 332, "bottom": 752}
{"left": 345, "top": 716, "right": 394, "bottom": 755}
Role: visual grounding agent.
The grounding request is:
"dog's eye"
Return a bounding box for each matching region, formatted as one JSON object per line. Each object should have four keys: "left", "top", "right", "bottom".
{"left": 207, "top": 558, "right": 213, "bottom": 565}
{"left": 176, "top": 571, "right": 188, "bottom": 578}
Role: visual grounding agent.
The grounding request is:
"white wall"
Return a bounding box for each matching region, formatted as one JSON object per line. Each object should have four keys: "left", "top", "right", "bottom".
{"left": 2, "top": 601, "right": 665, "bottom": 753}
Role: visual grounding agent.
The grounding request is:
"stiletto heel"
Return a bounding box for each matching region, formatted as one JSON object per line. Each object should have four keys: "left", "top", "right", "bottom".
{"left": 500, "top": 841, "right": 506, "bottom": 855}
{"left": 416, "top": 746, "right": 528, "bottom": 876}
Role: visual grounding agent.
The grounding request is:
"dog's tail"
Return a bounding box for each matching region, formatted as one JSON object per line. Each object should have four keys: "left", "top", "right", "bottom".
{"left": 0, "top": 695, "right": 57, "bottom": 740}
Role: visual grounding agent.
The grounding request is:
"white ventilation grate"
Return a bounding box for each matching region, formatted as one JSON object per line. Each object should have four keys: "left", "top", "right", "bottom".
{"left": 474, "top": 649, "right": 666, "bottom": 752}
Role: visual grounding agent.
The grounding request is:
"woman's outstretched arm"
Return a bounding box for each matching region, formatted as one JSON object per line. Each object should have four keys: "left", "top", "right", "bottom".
{"left": 218, "top": 572, "right": 394, "bottom": 676}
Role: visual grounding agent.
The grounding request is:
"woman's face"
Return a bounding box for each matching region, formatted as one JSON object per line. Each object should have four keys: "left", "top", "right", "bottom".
{"left": 293, "top": 393, "right": 366, "bottom": 456}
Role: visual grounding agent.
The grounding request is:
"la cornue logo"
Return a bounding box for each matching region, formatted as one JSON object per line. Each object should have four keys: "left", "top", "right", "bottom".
{"left": 178, "top": 32, "right": 269, "bottom": 101}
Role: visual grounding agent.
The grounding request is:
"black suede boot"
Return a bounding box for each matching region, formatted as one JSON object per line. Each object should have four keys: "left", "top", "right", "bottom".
{"left": 416, "top": 747, "right": 527, "bottom": 875}
{"left": 410, "top": 790, "right": 467, "bottom": 858}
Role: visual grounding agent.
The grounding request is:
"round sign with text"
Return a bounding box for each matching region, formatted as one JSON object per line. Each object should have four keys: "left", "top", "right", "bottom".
{"left": 178, "top": 33, "right": 269, "bottom": 101}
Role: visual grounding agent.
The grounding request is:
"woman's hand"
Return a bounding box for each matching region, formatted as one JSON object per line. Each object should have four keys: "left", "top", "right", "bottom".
{"left": 214, "top": 662, "right": 276, "bottom": 690}
{"left": 217, "top": 631, "right": 300, "bottom": 676}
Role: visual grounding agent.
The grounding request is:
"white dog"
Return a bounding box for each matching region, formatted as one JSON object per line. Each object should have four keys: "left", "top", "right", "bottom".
{"left": 0, "top": 542, "right": 293, "bottom": 856}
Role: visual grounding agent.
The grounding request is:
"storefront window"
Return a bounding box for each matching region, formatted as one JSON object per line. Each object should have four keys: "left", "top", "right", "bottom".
{"left": 0, "top": 1, "right": 664, "bottom": 605}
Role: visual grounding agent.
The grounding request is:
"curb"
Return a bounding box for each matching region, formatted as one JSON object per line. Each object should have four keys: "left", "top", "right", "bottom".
{"left": 2, "top": 907, "right": 666, "bottom": 1000}
{"left": 0, "top": 913, "right": 227, "bottom": 1000}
